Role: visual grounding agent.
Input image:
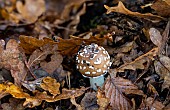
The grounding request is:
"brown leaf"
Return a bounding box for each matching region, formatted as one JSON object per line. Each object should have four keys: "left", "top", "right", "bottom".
{"left": 1, "top": 98, "right": 25, "bottom": 110}
{"left": 28, "top": 43, "right": 63, "bottom": 74}
{"left": 71, "top": 97, "right": 82, "bottom": 110}
{"left": 104, "top": 77, "right": 132, "bottom": 109}
{"left": 40, "top": 53, "right": 63, "bottom": 74}
{"left": 115, "top": 47, "right": 158, "bottom": 73}
{"left": 19, "top": 35, "right": 57, "bottom": 54}
{"left": 81, "top": 92, "right": 99, "bottom": 110}
{"left": 154, "top": 55, "right": 170, "bottom": 89}
{"left": 46, "top": 0, "right": 86, "bottom": 38}
{"left": 21, "top": 78, "right": 43, "bottom": 91}
{"left": 0, "top": 81, "right": 87, "bottom": 108}
{"left": 19, "top": 35, "right": 106, "bottom": 56}
{"left": 149, "top": 21, "right": 170, "bottom": 54}
{"left": 0, "top": 82, "right": 30, "bottom": 99}
{"left": 0, "top": 39, "right": 27, "bottom": 86}
{"left": 112, "top": 41, "right": 135, "bottom": 53}
{"left": 139, "top": 97, "right": 164, "bottom": 110}
{"left": 16, "top": 0, "right": 45, "bottom": 23}
{"left": 104, "top": 76, "right": 144, "bottom": 109}
{"left": 104, "top": 1, "right": 165, "bottom": 23}
{"left": 149, "top": 28, "right": 162, "bottom": 47}
{"left": 24, "top": 87, "right": 87, "bottom": 107}
{"left": 40, "top": 77, "right": 60, "bottom": 96}
{"left": 97, "top": 89, "right": 110, "bottom": 110}
{"left": 151, "top": 0, "right": 170, "bottom": 17}
{"left": 56, "top": 36, "right": 106, "bottom": 55}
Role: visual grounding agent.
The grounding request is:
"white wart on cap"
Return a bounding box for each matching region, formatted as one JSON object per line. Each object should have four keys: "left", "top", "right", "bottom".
{"left": 76, "top": 43, "right": 111, "bottom": 77}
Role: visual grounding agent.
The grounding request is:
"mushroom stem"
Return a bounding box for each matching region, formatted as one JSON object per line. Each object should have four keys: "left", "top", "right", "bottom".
{"left": 89, "top": 76, "right": 104, "bottom": 90}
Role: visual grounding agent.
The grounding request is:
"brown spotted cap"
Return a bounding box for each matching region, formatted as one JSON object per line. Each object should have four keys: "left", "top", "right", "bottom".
{"left": 76, "top": 43, "right": 111, "bottom": 77}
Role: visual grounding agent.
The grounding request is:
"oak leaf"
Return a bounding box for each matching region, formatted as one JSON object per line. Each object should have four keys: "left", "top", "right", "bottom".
{"left": 19, "top": 35, "right": 57, "bottom": 54}
{"left": 0, "top": 81, "right": 87, "bottom": 108}
{"left": 0, "top": 39, "right": 27, "bottom": 86}
{"left": 104, "top": 1, "right": 165, "bottom": 22}
{"left": 16, "top": 0, "right": 45, "bottom": 23}
{"left": 40, "top": 77, "right": 60, "bottom": 96}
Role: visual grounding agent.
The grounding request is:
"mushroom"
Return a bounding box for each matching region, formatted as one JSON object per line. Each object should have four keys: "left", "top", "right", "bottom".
{"left": 76, "top": 43, "right": 111, "bottom": 90}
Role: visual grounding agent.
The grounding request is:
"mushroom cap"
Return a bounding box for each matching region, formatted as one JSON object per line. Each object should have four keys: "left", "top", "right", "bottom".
{"left": 76, "top": 43, "right": 111, "bottom": 77}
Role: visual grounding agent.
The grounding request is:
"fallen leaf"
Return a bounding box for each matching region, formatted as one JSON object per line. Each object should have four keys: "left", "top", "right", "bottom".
{"left": 149, "top": 28, "right": 162, "bottom": 47}
{"left": 0, "top": 39, "right": 27, "bottom": 86}
{"left": 0, "top": 81, "right": 87, "bottom": 108}
{"left": 149, "top": 21, "right": 170, "bottom": 54}
{"left": 40, "top": 52, "right": 63, "bottom": 74}
{"left": 97, "top": 89, "right": 110, "bottom": 110}
{"left": 16, "top": 0, "right": 46, "bottom": 23}
{"left": 154, "top": 55, "right": 170, "bottom": 89}
{"left": 21, "top": 78, "right": 43, "bottom": 91}
{"left": 104, "top": 1, "right": 165, "bottom": 23}
{"left": 81, "top": 92, "right": 99, "bottom": 110}
{"left": 46, "top": 0, "right": 86, "bottom": 38}
{"left": 19, "top": 35, "right": 57, "bottom": 54}
{"left": 28, "top": 43, "right": 63, "bottom": 74}
{"left": 151, "top": 0, "right": 170, "bottom": 17}
{"left": 139, "top": 97, "right": 164, "bottom": 110}
{"left": 71, "top": 97, "right": 82, "bottom": 110}
{"left": 57, "top": 36, "right": 106, "bottom": 55}
{"left": 104, "top": 77, "right": 132, "bottom": 109}
{"left": 1, "top": 98, "right": 25, "bottom": 110}
{"left": 115, "top": 47, "right": 158, "bottom": 73}
{"left": 19, "top": 35, "right": 106, "bottom": 56}
{"left": 0, "top": 82, "right": 30, "bottom": 99}
{"left": 24, "top": 87, "right": 87, "bottom": 107}
{"left": 40, "top": 77, "right": 60, "bottom": 96}
{"left": 104, "top": 76, "right": 144, "bottom": 109}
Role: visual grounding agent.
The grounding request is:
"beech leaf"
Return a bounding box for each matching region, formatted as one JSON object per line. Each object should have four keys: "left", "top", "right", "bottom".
{"left": 104, "top": 77, "right": 144, "bottom": 109}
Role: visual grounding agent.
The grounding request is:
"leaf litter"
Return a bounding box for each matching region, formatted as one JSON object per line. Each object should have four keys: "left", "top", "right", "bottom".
{"left": 0, "top": 0, "right": 170, "bottom": 109}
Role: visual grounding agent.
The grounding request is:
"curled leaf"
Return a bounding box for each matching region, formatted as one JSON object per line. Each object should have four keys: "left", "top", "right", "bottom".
{"left": 40, "top": 77, "right": 60, "bottom": 96}
{"left": 104, "top": 1, "right": 165, "bottom": 22}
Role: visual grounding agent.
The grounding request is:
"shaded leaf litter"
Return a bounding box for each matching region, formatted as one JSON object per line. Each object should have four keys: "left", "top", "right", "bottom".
{"left": 0, "top": 0, "right": 170, "bottom": 110}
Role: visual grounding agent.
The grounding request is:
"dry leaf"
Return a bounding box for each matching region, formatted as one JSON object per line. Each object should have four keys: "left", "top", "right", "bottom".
{"left": 154, "top": 55, "right": 170, "bottom": 89}
{"left": 28, "top": 43, "right": 63, "bottom": 74}
{"left": 113, "top": 41, "right": 135, "bottom": 53}
{"left": 0, "top": 81, "right": 87, "bottom": 108}
{"left": 40, "top": 52, "right": 63, "bottom": 74}
{"left": 21, "top": 78, "right": 43, "bottom": 91}
{"left": 1, "top": 98, "right": 25, "bottom": 110}
{"left": 0, "top": 39, "right": 27, "bottom": 86}
{"left": 115, "top": 47, "right": 158, "bottom": 73}
{"left": 19, "top": 35, "right": 57, "bottom": 54}
{"left": 71, "top": 97, "right": 82, "bottom": 110}
{"left": 151, "top": 0, "right": 170, "bottom": 17}
{"left": 149, "top": 28, "right": 162, "bottom": 47}
{"left": 104, "top": 77, "right": 132, "bottom": 109}
{"left": 19, "top": 35, "right": 106, "bottom": 56}
{"left": 46, "top": 0, "right": 86, "bottom": 38}
{"left": 81, "top": 92, "right": 99, "bottom": 110}
{"left": 54, "top": 36, "right": 106, "bottom": 55}
{"left": 16, "top": 0, "right": 46, "bottom": 23}
{"left": 104, "top": 76, "right": 144, "bottom": 109}
{"left": 97, "top": 89, "right": 110, "bottom": 110}
{"left": 139, "top": 97, "right": 164, "bottom": 110}
{"left": 0, "top": 82, "right": 30, "bottom": 99}
{"left": 149, "top": 21, "right": 170, "bottom": 54}
{"left": 104, "top": 1, "right": 165, "bottom": 22}
{"left": 40, "top": 77, "right": 60, "bottom": 96}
